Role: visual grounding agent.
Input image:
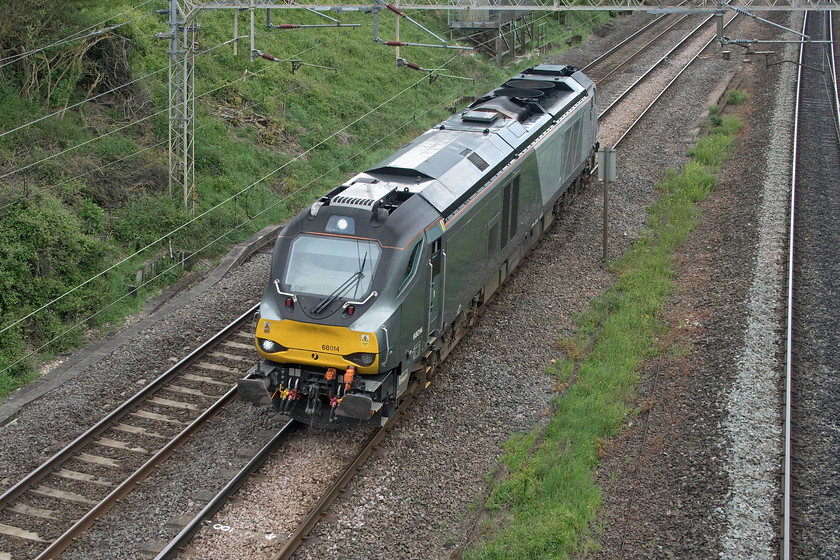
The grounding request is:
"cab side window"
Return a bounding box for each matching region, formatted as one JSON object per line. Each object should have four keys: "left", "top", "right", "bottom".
{"left": 399, "top": 242, "right": 423, "bottom": 292}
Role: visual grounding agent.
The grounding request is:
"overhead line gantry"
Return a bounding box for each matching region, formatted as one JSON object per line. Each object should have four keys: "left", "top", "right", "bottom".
{"left": 160, "top": 0, "right": 837, "bottom": 210}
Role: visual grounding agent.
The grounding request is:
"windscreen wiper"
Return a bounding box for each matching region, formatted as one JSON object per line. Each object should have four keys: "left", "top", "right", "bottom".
{"left": 313, "top": 253, "right": 367, "bottom": 314}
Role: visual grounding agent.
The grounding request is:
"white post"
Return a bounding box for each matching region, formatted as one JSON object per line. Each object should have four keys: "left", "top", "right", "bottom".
{"left": 250, "top": 0, "right": 255, "bottom": 60}
{"left": 233, "top": 8, "right": 239, "bottom": 55}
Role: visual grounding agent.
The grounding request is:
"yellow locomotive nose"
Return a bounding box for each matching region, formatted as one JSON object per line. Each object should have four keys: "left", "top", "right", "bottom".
{"left": 255, "top": 318, "right": 379, "bottom": 374}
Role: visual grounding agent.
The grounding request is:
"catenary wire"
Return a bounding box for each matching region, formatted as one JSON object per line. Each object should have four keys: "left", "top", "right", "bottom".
{"left": 0, "top": 20, "right": 365, "bottom": 178}
{"left": 0, "top": 31, "right": 255, "bottom": 140}
{"left": 0, "top": 26, "right": 359, "bottom": 210}
{"left": 0, "top": 65, "right": 446, "bottom": 343}
{"left": 0, "top": 0, "right": 159, "bottom": 69}
{"left": 0, "top": 64, "right": 168, "bottom": 139}
{"left": 0, "top": 67, "right": 467, "bottom": 376}
{"left": 0, "top": 35, "right": 249, "bottom": 182}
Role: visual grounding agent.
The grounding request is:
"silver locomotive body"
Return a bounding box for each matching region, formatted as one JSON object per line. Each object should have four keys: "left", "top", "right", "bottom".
{"left": 241, "top": 65, "right": 598, "bottom": 428}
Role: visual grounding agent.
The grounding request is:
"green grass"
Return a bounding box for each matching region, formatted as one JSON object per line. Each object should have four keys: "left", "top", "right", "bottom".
{"left": 465, "top": 110, "right": 743, "bottom": 559}
{"left": 0, "top": 5, "right": 613, "bottom": 399}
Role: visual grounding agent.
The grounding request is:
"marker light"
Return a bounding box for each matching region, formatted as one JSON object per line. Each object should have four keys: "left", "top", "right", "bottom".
{"left": 343, "top": 352, "right": 376, "bottom": 367}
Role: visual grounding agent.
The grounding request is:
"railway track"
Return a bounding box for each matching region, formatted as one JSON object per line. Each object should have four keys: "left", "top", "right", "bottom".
{"left": 584, "top": 10, "right": 697, "bottom": 89}
{"left": 592, "top": 5, "right": 746, "bottom": 151}
{"left": 591, "top": 3, "right": 742, "bottom": 121}
{"left": 161, "top": 13, "right": 753, "bottom": 560}
{"left": 785, "top": 9, "right": 840, "bottom": 559}
{"left": 0, "top": 8, "right": 763, "bottom": 559}
{"left": 582, "top": 11, "right": 688, "bottom": 83}
{"left": 0, "top": 305, "right": 261, "bottom": 560}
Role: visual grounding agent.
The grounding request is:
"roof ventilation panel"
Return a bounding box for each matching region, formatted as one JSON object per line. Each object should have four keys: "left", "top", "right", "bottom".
{"left": 462, "top": 110, "right": 499, "bottom": 124}
{"left": 330, "top": 183, "right": 396, "bottom": 211}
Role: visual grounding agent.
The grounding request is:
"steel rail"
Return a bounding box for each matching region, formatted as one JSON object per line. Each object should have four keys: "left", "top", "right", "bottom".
{"left": 612, "top": 1, "right": 748, "bottom": 149}
{"left": 592, "top": 13, "right": 694, "bottom": 85}
{"left": 0, "top": 303, "right": 260, "bottom": 558}
{"left": 830, "top": 11, "right": 840, "bottom": 142}
{"left": 0, "top": 303, "right": 259, "bottom": 509}
{"left": 599, "top": 9, "right": 722, "bottom": 120}
{"left": 782, "top": 12, "right": 807, "bottom": 560}
{"left": 35, "top": 385, "right": 240, "bottom": 559}
{"left": 153, "top": 419, "right": 300, "bottom": 560}
{"left": 582, "top": 12, "right": 677, "bottom": 72}
{"left": 271, "top": 389, "right": 417, "bottom": 560}
{"left": 589, "top": 0, "right": 746, "bottom": 182}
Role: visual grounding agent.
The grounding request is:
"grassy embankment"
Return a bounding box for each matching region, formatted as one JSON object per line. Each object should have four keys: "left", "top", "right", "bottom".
{"left": 0, "top": 3, "right": 611, "bottom": 398}
{"left": 465, "top": 96, "right": 745, "bottom": 559}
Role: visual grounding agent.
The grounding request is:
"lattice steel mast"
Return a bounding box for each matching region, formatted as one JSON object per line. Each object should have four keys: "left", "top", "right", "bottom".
{"left": 159, "top": 0, "right": 198, "bottom": 210}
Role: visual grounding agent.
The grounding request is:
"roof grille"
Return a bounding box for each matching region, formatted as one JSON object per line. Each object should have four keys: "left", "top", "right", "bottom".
{"left": 329, "top": 182, "right": 396, "bottom": 210}
{"left": 466, "top": 152, "right": 489, "bottom": 171}
{"left": 332, "top": 196, "right": 376, "bottom": 208}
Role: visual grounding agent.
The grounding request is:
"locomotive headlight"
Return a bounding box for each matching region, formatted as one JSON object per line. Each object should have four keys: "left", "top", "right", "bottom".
{"left": 325, "top": 215, "right": 355, "bottom": 235}
{"left": 258, "top": 338, "right": 287, "bottom": 353}
{"left": 343, "top": 352, "right": 376, "bottom": 367}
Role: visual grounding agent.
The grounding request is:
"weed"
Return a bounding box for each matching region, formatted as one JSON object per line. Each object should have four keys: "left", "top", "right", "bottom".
{"left": 728, "top": 89, "right": 747, "bottom": 105}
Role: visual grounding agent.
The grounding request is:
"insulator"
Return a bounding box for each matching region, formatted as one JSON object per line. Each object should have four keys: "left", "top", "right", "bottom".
{"left": 385, "top": 40, "right": 406, "bottom": 47}
{"left": 385, "top": 3, "right": 405, "bottom": 16}
{"left": 406, "top": 61, "right": 423, "bottom": 71}
{"left": 275, "top": 24, "right": 299, "bottom": 29}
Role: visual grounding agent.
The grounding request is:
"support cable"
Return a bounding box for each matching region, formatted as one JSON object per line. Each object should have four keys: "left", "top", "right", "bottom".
{"left": 0, "top": 0, "right": 158, "bottom": 69}
{"left": 253, "top": 49, "right": 339, "bottom": 72}
{"left": 0, "top": 36, "right": 245, "bottom": 182}
{"left": 0, "top": 69, "right": 441, "bottom": 344}
{"left": 0, "top": 26, "right": 359, "bottom": 211}
{"left": 381, "top": 1, "right": 450, "bottom": 45}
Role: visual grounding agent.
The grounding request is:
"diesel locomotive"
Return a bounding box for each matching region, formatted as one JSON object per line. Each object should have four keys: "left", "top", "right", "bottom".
{"left": 238, "top": 64, "right": 598, "bottom": 428}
